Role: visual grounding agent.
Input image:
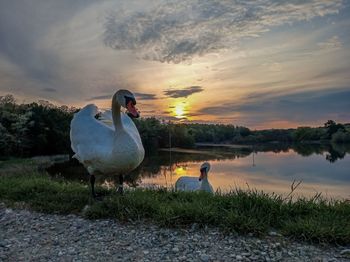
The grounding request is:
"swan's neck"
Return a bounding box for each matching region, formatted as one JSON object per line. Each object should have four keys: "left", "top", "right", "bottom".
{"left": 112, "top": 93, "right": 124, "bottom": 131}
{"left": 200, "top": 176, "right": 210, "bottom": 189}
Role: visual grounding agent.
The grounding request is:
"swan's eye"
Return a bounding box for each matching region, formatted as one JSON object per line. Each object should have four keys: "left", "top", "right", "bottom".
{"left": 125, "top": 96, "right": 136, "bottom": 106}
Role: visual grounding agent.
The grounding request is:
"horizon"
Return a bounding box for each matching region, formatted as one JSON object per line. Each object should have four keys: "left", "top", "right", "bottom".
{"left": 3, "top": 92, "right": 350, "bottom": 131}
{"left": 1, "top": 1, "right": 349, "bottom": 129}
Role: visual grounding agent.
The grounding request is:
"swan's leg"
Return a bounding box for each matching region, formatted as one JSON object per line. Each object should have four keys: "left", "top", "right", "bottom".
{"left": 90, "top": 174, "right": 104, "bottom": 200}
{"left": 117, "top": 175, "right": 124, "bottom": 195}
{"left": 90, "top": 174, "right": 97, "bottom": 198}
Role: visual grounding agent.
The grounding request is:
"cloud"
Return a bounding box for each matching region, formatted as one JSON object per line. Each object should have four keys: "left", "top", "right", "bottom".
{"left": 134, "top": 92, "right": 157, "bottom": 100}
{"left": 164, "top": 86, "right": 204, "bottom": 98}
{"left": 86, "top": 92, "right": 157, "bottom": 102}
{"left": 87, "top": 95, "right": 111, "bottom": 101}
{"left": 0, "top": 1, "right": 97, "bottom": 83}
{"left": 104, "top": 0, "right": 344, "bottom": 63}
{"left": 42, "top": 88, "right": 57, "bottom": 93}
{"left": 197, "top": 88, "right": 350, "bottom": 126}
{"left": 0, "top": 0, "right": 349, "bottom": 129}
{"left": 317, "top": 36, "right": 343, "bottom": 51}
{"left": 0, "top": 0, "right": 102, "bottom": 103}
{"left": 312, "top": 66, "right": 350, "bottom": 80}
{"left": 161, "top": 115, "right": 188, "bottom": 122}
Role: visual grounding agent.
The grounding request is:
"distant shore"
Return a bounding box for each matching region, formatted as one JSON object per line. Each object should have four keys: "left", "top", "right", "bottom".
{"left": 195, "top": 143, "right": 253, "bottom": 148}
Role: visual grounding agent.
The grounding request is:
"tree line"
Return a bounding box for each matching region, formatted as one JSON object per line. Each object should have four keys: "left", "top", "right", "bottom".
{"left": 0, "top": 95, "right": 76, "bottom": 157}
{"left": 1, "top": 95, "right": 349, "bottom": 158}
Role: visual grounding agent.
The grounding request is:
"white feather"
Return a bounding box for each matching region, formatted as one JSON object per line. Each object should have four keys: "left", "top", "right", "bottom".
{"left": 70, "top": 92, "right": 144, "bottom": 176}
{"left": 175, "top": 162, "right": 213, "bottom": 193}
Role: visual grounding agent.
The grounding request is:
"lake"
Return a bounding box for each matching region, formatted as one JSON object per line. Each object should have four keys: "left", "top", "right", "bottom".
{"left": 46, "top": 143, "right": 350, "bottom": 200}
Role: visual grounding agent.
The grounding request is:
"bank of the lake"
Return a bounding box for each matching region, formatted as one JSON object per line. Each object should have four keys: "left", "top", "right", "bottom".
{"left": 0, "top": 163, "right": 349, "bottom": 245}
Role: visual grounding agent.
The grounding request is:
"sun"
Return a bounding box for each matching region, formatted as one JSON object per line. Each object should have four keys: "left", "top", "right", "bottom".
{"left": 169, "top": 100, "right": 190, "bottom": 120}
{"left": 175, "top": 104, "right": 185, "bottom": 118}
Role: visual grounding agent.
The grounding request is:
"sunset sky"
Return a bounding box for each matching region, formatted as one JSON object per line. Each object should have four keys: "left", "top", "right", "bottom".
{"left": 0, "top": 0, "right": 349, "bottom": 129}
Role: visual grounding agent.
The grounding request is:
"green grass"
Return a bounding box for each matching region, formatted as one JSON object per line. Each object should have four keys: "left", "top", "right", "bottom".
{"left": 0, "top": 158, "right": 34, "bottom": 169}
{"left": 0, "top": 172, "right": 349, "bottom": 244}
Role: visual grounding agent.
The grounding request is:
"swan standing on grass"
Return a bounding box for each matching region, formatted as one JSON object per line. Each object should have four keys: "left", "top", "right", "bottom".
{"left": 70, "top": 90, "right": 144, "bottom": 198}
{"left": 175, "top": 162, "right": 213, "bottom": 193}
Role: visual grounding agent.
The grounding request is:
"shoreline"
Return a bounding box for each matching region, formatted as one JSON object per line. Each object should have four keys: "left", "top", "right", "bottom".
{"left": 1, "top": 172, "right": 349, "bottom": 245}
{"left": 195, "top": 143, "right": 253, "bottom": 148}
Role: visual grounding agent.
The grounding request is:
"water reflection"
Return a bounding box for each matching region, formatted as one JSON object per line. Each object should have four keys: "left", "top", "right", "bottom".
{"left": 46, "top": 143, "right": 350, "bottom": 199}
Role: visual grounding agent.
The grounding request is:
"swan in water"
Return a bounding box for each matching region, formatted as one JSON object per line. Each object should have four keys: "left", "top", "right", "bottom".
{"left": 70, "top": 90, "right": 144, "bottom": 197}
{"left": 175, "top": 162, "right": 213, "bottom": 193}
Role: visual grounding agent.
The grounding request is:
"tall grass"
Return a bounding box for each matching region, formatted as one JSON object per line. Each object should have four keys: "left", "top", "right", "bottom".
{"left": 0, "top": 172, "right": 349, "bottom": 244}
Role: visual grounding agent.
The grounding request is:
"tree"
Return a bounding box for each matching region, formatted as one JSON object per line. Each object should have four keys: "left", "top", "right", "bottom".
{"left": 331, "top": 130, "right": 350, "bottom": 143}
{"left": 324, "top": 120, "right": 345, "bottom": 139}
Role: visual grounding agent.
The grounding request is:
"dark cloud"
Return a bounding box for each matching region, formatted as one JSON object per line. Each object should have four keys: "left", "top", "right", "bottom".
{"left": 87, "top": 92, "right": 157, "bottom": 102}
{"left": 164, "top": 86, "right": 204, "bottom": 98}
{"left": 104, "top": 0, "right": 343, "bottom": 63}
{"left": 161, "top": 115, "right": 188, "bottom": 122}
{"left": 134, "top": 92, "right": 157, "bottom": 100}
{"left": 42, "top": 88, "right": 57, "bottom": 93}
{"left": 86, "top": 95, "right": 111, "bottom": 101}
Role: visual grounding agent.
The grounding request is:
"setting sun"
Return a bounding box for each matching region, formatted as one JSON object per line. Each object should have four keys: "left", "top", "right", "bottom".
{"left": 175, "top": 104, "right": 185, "bottom": 119}
{"left": 169, "top": 100, "right": 190, "bottom": 120}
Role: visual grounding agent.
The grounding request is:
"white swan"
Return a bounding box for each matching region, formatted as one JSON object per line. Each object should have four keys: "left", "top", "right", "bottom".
{"left": 70, "top": 90, "right": 145, "bottom": 197}
{"left": 175, "top": 162, "right": 213, "bottom": 193}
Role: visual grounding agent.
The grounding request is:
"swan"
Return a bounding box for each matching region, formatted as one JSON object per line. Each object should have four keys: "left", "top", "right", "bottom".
{"left": 175, "top": 162, "right": 213, "bottom": 193}
{"left": 70, "top": 89, "right": 145, "bottom": 197}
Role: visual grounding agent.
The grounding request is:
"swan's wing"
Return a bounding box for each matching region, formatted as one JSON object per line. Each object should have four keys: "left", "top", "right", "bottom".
{"left": 175, "top": 177, "right": 200, "bottom": 191}
{"left": 99, "top": 110, "right": 114, "bottom": 127}
{"left": 70, "top": 104, "right": 114, "bottom": 165}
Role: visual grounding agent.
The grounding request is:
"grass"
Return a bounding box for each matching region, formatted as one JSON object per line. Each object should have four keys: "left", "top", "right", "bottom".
{"left": 0, "top": 158, "right": 38, "bottom": 177}
{"left": 0, "top": 171, "right": 349, "bottom": 245}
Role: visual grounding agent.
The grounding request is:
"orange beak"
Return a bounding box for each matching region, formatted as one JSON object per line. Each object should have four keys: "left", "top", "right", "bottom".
{"left": 199, "top": 168, "right": 206, "bottom": 181}
{"left": 126, "top": 101, "right": 139, "bottom": 118}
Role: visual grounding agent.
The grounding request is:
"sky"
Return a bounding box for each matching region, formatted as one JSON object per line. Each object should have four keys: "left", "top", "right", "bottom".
{"left": 0, "top": 0, "right": 349, "bottom": 129}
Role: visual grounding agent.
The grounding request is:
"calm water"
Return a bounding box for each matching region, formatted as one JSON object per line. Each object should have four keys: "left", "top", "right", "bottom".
{"left": 47, "top": 143, "right": 350, "bottom": 199}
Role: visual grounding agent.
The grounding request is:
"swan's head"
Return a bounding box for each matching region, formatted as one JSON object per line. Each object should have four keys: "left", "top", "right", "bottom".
{"left": 115, "top": 90, "right": 139, "bottom": 118}
{"left": 199, "top": 162, "right": 211, "bottom": 181}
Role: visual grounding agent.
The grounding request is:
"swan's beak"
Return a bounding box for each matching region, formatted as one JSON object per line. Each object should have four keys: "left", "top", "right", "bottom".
{"left": 199, "top": 168, "right": 206, "bottom": 181}
{"left": 126, "top": 101, "right": 140, "bottom": 118}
